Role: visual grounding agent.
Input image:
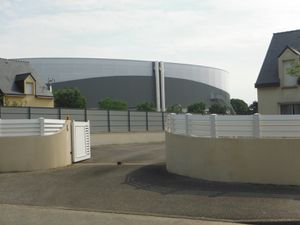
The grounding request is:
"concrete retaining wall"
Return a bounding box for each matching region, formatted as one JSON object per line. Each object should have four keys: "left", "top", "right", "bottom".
{"left": 0, "top": 121, "right": 72, "bottom": 172}
{"left": 91, "top": 132, "right": 165, "bottom": 146}
{"left": 166, "top": 132, "right": 300, "bottom": 185}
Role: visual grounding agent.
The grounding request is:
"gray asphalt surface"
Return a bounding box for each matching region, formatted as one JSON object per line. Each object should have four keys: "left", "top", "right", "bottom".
{"left": 0, "top": 204, "right": 239, "bottom": 225}
{"left": 84, "top": 142, "right": 165, "bottom": 164}
{"left": 1, "top": 142, "right": 300, "bottom": 223}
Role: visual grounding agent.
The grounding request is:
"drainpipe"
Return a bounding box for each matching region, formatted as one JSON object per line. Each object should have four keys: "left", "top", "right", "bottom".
{"left": 160, "top": 61, "right": 166, "bottom": 112}
{"left": 154, "top": 61, "right": 161, "bottom": 112}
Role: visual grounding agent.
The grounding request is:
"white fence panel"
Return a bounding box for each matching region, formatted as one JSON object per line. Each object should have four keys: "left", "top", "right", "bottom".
{"left": 168, "top": 113, "right": 300, "bottom": 139}
{"left": 0, "top": 118, "right": 65, "bottom": 137}
{"left": 216, "top": 115, "right": 253, "bottom": 137}
{"left": 260, "top": 115, "right": 300, "bottom": 138}
{"left": 173, "top": 114, "right": 186, "bottom": 135}
{"left": 43, "top": 119, "right": 65, "bottom": 135}
{"left": 190, "top": 115, "right": 210, "bottom": 137}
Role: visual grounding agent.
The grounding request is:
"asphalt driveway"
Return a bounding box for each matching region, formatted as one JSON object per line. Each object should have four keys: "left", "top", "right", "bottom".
{"left": 1, "top": 142, "right": 300, "bottom": 223}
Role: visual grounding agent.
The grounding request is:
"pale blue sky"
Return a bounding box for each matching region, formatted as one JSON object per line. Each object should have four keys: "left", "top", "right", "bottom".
{"left": 1, "top": 0, "right": 300, "bottom": 104}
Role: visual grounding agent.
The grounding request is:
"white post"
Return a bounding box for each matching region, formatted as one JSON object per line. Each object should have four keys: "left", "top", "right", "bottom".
{"left": 39, "top": 117, "right": 45, "bottom": 136}
{"left": 154, "top": 61, "right": 161, "bottom": 112}
{"left": 185, "top": 113, "right": 192, "bottom": 136}
{"left": 166, "top": 113, "right": 171, "bottom": 132}
{"left": 159, "top": 61, "right": 166, "bottom": 112}
{"left": 253, "top": 113, "right": 261, "bottom": 138}
{"left": 210, "top": 114, "right": 217, "bottom": 138}
{"left": 170, "top": 113, "right": 176, "bottom": 133}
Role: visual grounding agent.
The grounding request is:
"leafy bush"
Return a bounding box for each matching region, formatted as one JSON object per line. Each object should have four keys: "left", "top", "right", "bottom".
{"left": 230, "top": 99, "right": 249, "bottom": 115}
{"left": 248, "top": 101, "right": 258, "bottom": 114}
{"left": 209, "top": 103, "right": 227, "bottom": 114}
{"left": 54, "top": 88, "right": 86, "bottom": 108}
{"left": 136, "top": 102, "right": 156, "bottom": 112}
{"left": 187, "top": 102, "right": 206, "bottom": 114}
{"left": 166, "top": 104, "right": 182, "bottom": 113}
{"left": 98, "top": 97, "right": 128, "bottom": 110}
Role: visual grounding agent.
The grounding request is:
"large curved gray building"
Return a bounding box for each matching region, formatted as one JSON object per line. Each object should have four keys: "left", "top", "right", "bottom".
{"left": 20, "top": 58, "right": 230, "bottom": 110}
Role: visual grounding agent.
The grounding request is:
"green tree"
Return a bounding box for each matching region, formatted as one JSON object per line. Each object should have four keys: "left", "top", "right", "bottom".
{"left": 248, "top": 101, "right": 258, "bottom": 114}
{"left": 209, "top": 103, "right": 227, "bottom": 114}
{"left": 54, "top": 88, "right": 86, "bottom": 108}
{"left": 230, "top": 99, "right": 249, "bottom": 115}
{"left": 287, "top": 59, "right": 300, "bottom": 76}
{"left": 136, "top": 102, "right": 156, "bottom": 112}
{"left": 98, "top": 97, "right": 128, "bottom": 110}
{"left": 166, "top": 104, "right": 182, "bottom": 113}
{"left": 187, "top": 102, "right": 206, "bottom": 114}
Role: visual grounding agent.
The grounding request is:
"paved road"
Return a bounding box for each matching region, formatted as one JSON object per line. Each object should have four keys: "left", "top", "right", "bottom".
{"left": 1, "top": 143, "right": 300, "bottom": 224}
{"left": 84, "top": 142, "right": 165, "bottom": 164}
{"left": 0, "top": 204, "right": 238, "bottom": 225}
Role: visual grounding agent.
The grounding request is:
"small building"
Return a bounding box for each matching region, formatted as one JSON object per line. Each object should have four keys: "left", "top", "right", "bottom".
{"left": 0, "top": 58, "right": 54, "bottom": 107}
{"left": 255, "top": 29, "right": 300, "bottom": 114}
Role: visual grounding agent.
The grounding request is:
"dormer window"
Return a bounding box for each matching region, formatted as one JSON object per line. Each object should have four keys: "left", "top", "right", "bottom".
{"left": 25, "top": 82, "right": 34, "bottom": 95}
{"left": 283, "top": 59, "right": 298, "bottom": 87}
{"left": 15, "top": 73, "right": 36, "bottom": 95}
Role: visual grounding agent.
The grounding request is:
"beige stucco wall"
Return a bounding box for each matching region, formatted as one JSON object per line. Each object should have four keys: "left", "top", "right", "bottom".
{"left": 0, "top": 121, "right": 71, "bottom": 172}
{"left": 257, "top": 48, "right": 300, "bottom": 114}
{"left": 257, "top": 87, "right": 300, "bottom": 114}
{"left": 4, "top": 95, "right": 54, "bottom": 108}
{"left": 91, "top": 132, "right": 165, "bottom": 146}
{"left": 166, "top": 132, "right": 300, "bottom": 185}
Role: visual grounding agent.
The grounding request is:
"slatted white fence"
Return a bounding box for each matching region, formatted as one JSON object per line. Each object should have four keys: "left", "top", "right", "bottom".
{"left": 167, "top": 113, "right": 300, "bottom": 138}
{"left": 0, "top": 118, "right": 65, "bottom": 137}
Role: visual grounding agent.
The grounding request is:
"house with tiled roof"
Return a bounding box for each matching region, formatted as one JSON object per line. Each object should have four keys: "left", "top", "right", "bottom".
{"left": 0, "top": 58, "right": 54, "bottom": 107}
{"left": 255, "top": 29, "right": 300, "bottom": 114}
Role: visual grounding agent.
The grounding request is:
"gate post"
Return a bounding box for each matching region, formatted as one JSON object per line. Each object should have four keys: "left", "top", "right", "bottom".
{"left": 253, "top": 113, "right": 261, "bottom": 138}
{"left": 127, "top": 110, "right": 131, "bottom": 132}
{"left": 185, "top": 113, "right": 192, "bottom": 136}
{"left": 107, "top": 110, "right": 111, "bottom": 132}
{"left": 39, "top": 117, "right": 45, "bottom": 136}
{"left": 170, "top": 113, "right": 176, "bottom": 133}
{"left": 161, "top": 111, "right": 165, "bottom": 131}
{"left": 210, "top": 114, "right": 217, "bottom": 138}
{"left": 28, "top": 107, "right": 31, "bottom": 119}
{"left": 146, "top": 111, "right": 149, "bottom": 131}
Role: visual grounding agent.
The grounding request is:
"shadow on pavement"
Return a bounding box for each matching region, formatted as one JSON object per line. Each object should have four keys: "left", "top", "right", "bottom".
{"left": 124, "top": 163, "right": 300, "bottom": 200}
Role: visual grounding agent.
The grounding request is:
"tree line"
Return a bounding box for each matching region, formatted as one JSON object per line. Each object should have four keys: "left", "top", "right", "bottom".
{"left": 53, "top": 88, "right": 258, "bottom": 114}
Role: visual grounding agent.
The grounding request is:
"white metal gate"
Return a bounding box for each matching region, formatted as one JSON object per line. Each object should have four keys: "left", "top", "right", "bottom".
{"left": 72, "top": 121, "right": 91, "bottom": 162}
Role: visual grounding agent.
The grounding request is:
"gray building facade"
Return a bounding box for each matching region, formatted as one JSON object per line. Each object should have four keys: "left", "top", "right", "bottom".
{"left": 19, "top": 58, "right": 230, "bottom": 110}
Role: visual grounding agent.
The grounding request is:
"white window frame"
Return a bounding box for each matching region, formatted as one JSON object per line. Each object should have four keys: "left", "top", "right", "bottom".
{"left": 283, "top": 60, "right": 298, "bottom": 87}
{"left": 25, "top": 82, "right": 34, "bottom": 95}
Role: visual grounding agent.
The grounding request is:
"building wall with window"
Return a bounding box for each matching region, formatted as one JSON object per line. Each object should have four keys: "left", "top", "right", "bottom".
{"left": 255, "top": 30, "right": 300, "bottom": 114}
{"left": 258, "top": 47, "right": 300, "bottom": 114}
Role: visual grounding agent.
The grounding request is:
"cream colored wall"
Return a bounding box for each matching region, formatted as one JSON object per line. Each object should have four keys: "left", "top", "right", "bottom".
{"left": 257, "top": 86, "right": 300, "bottom": 114}
{"left": 0, "top": 121, "right": 71, "bottom": 172}
{"left": 166, "top": 132, "right": 300, "bottom": 186}
{"left": 24, "top": 76, "right": 36, "bottom": 95}
{"left": 257, "top": 48, "right": 300, "bottom": 114}
{"left": 91, "top": 132, "right": 165, "bottom": 146}
{"left": 4, "top": 95, "right": 54, "bottom": 107}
